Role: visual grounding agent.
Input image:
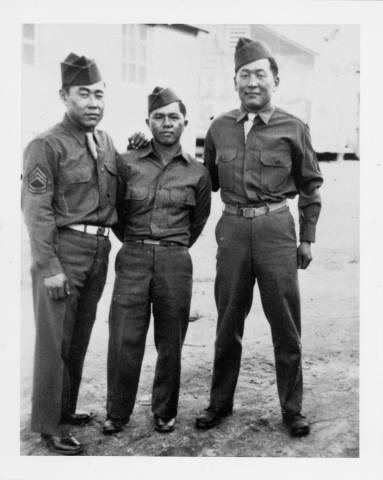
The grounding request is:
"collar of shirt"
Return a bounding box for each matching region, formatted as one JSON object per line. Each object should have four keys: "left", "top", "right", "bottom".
{"left": 61, "top": 114, "right": 102, "bottom": 148}
{"left": 235, "top": 103, "right": 275, "bottom": 125}
{"left": 136, "top": 141, "right": 192, "bottom": 164}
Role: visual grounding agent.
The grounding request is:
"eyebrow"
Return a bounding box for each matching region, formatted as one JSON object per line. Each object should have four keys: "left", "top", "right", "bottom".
{"left": 240, "top": 68, "right": 266, "bottom": 74}
{"left": 78, "top": 87, "right": 105, "bottom": 94}
{"left": 153, "top": 112, "right": 181, "bottom": 116}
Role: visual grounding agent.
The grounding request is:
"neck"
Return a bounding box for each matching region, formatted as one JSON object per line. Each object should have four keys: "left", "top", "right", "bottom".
{"left": 153, "top": 140, "right": 181, "bottom": 163}
{"left": 243, "top": 100, "right": 272, "bottom": 114}
{"left": 66, "top": 112, "right": 94, "bottom": 133}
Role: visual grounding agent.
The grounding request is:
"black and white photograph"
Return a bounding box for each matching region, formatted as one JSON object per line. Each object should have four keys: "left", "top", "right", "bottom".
{"left": 1, "top": 0, "right": 383, "bottom": 479}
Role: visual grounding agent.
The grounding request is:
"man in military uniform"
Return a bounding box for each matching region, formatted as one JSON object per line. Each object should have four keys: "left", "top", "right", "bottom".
{"left": 22, "top": 53, "right": 118, "bottom": 454}
{"left": 195, "top": 38, "right": 323, "bottom": 436}
{"left": 102, "top": 87, "right": 211, "bottom": 435}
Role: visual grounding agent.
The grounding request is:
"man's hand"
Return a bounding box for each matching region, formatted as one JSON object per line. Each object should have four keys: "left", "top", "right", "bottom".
{"left": 44, "top": 273, "right": 70, "bottom": 300}
{"left": 127, "top": 132, "right": 150, "bottom": 150}
{"left": 297, "top": 242, "right": 312, "bottom": 269}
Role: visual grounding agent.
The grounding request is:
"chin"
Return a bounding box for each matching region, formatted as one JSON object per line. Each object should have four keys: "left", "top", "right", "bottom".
{"left": 245, "top": 100, "right": 263, "bottom": 111}
{"left": 158, "top": 138, "right": 176, "bottom": 146}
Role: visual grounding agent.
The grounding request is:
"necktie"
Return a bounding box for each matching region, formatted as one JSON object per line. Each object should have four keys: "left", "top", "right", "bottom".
{"left": 244, "top": 113, "right": 256, "bottom": 140}
{"left": 86, "top": 132, "right": 98, "bottom": 160}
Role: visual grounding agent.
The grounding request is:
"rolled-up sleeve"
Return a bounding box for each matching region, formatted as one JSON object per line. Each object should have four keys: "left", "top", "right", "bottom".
{"left": 293, "top": 124, "right": 324, "bottom": 243}
{"left": 21, "top": 138, "right": 62, "bottom": 277}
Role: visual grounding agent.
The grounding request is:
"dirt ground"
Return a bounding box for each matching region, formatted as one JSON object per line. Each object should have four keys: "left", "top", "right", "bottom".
{"left": 20, "top": 161, "right": 359, "bottom": 457}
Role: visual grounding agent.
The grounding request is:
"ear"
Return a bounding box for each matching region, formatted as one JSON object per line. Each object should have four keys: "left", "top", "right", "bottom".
{"left": 145, "top": 118, "right": 150, "bottom": 128}
{"left": 233, "top": 75, "right": 239, "bottom": 92}
{"left": 59, "top": 89, "right": 68, "bottom": 106}
{"left": 184, "top": 119, "right": 189, "bottom": 128}
{"left": 273, "top": 76, "right": 280, "bottom": 90}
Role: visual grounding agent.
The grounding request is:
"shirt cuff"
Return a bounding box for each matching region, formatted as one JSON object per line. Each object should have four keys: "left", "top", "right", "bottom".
{"left": 299, "top": 224, "right": 316, "bottom": 243}
{"left": 39, "top": 257, "right": 63, "bottom": 277}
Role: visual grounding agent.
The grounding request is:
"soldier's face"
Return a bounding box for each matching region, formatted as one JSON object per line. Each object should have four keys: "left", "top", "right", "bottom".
{"left": 60, "top": 81, "right": 105, "bottom": 129}
{"left": 234, "top": 58, "right": 279, "bottom": 112}
{"left": 146, "top": 102, "right": 188, "bottom": 146}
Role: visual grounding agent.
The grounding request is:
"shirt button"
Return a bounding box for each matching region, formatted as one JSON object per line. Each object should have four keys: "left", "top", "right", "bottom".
{"left": 101, "top": 167, "right": 105, "bottom": 171}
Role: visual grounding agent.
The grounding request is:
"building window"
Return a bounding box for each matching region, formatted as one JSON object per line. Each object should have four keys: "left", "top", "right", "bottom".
{"left": 22, "top": 24, "right": 36, "bottom": 66}
{"left": 122, "top": 24, "right": 147, "bottom": 84}
{"left": 227, "top": 25, "right": 251, "bottom": 52}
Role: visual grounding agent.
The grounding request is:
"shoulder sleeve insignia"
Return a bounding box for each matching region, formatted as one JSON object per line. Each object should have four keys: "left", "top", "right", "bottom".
{"left": 28, "top": 164, "right": 48, "bottom": 194}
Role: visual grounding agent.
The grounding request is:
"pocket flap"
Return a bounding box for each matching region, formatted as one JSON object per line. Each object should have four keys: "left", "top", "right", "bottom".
{"left": 170, "top": 187, "right": 196, "bottom": 206}
{"left": 59, "top": 166, "right": 92, "bottom": 184}
{"left": 104, "top": 161, "right": 117, "bottom": 175}
{"left": 126, "top": 186, "right": 148, "bottom": 200}
{"left": 260, "top": 150, "right": 291, "bottom": 168}
{"left": 216, "top": 148, "right": 237, "bottom": 163}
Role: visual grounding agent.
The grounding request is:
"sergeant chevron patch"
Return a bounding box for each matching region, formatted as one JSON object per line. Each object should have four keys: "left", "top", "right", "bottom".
{"left": 28, "top": 164, "right": 48, "bottom": 194}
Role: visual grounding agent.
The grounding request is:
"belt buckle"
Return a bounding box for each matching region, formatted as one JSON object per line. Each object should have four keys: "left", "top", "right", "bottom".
{"left": 240, "top": 207, "right": 255, "bottom": 218}
{"left": 96, "top": 227, "right": 106, "bottom": 236}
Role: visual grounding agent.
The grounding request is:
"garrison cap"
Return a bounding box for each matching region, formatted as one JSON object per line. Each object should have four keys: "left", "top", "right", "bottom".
{"left": 234, "top": 37, "right": 274, "bottom": 72}
{"left": 61, "top": 52, "right": 102, "bottom": 87}
{"left": 148, "top": 87, "right": 181, "bottom": 114}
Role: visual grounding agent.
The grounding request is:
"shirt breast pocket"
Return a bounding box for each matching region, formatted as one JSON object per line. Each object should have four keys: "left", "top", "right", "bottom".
{"left": 259, "top": 149, "right": 292, "bottom": 193}
{"left": 168, "top": 186, "right": 196, "bottom": 229}
{"left": 57, "top": 165, "right": 97, "bottom": 213}
{"left": 216, "top": 148, "right": 236, "bottom": 191}
{"left": 125, "top": 186, "right": 149, "bottom": 201}
{"left": 169, "top": 186, "right": 196, "bottom": 207}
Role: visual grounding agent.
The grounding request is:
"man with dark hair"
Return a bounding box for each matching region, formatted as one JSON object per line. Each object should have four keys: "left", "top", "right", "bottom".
{"left": 195, "top": 38, "right": 323, "bottom": 437}
{"left": 22, "top": 53, "right": 118, "bottom": 454}
{"left": 102, "top": 87, "right": 211, "bottom": 435}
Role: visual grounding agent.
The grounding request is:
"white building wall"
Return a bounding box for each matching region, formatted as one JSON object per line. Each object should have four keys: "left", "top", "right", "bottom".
{"left": 147, "top": 26, "right": 202, "bottom": 154}
{"left": 22, "top": 24, "right": 203, "bottom": 156}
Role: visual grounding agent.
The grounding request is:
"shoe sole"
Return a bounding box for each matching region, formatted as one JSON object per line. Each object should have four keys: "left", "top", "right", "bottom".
{"left": 290, "top": 426, "right": 310, "bottom": 437}
{"left": 102, "top": 427, "right": 123, "bottom": 435}
{"left": 154, "top": 426, "right": 175, "bottom": 434}
{"left": 68, "top": 413, "right": 96, "bottom": 426}
{"left": 43, "top": 441, "right": 84, "bottom": 455}
{"left": 195, "top": 411, "right": 233, "bottom": 430}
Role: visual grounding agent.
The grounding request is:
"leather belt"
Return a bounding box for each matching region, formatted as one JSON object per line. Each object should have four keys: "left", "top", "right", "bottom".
{"left": 224, "top": 199, "right": 287, "bottom": 218}
{"left": 129, "top": 239, "right": 181, "bottom": 247}
{"left": 67, "top": 224, "right": 110, "bottom": 237}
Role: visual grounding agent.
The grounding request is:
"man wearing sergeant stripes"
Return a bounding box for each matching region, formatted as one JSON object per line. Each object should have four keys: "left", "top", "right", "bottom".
{"left": 22, "top": 53, "right": 118, "bottom": 454}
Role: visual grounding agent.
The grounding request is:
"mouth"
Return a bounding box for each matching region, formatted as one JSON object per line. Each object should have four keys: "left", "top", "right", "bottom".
{"left": 160, "top": 132, "right": 174, "bottom": 136}
{"left": 85, "top": 113, "right": 100, "bottom": 120}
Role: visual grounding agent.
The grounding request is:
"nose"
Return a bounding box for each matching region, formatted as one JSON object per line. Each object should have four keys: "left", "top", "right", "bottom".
{"left": 162, "top": 116, "right": 172, "bottom": 128}
{"left": 88, "top": 94, "right": 100, "bottom": 109}
{"left": 248, "top": 73, "right": 259, "bottom": 87}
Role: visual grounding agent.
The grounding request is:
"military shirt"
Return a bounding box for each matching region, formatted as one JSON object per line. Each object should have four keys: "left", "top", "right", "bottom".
{"left": 204, "top": 105, "right": 323, "bottom": 242}
{"left": 115, "top": 142, "right": 211, "bottom": 247}
{"left": 22, "top": 114, "right": 118, "bottom": 277}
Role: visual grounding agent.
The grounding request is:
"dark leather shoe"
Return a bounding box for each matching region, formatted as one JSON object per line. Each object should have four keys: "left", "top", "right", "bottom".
{"left": 102, "top": 417, "right": 126, "bottom": 435}
{"left": 283, "top": 412, "right": 310, "bottom": 437}
{"left": 41, "top": 434, "right": 83, "bottom": 455}
{"left": 66, "top": 411, "right": 95, "bottom": 425}
{"left": 154, "top": 415, "right": 176, "bottom": 433}
{"left": 195, "top": 405, "right": 233, "bottom": 430}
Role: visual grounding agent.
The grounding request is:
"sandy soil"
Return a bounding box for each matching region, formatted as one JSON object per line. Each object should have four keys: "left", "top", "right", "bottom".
{"left": 20, "top": 161, "right": 359, "bottom": 457}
